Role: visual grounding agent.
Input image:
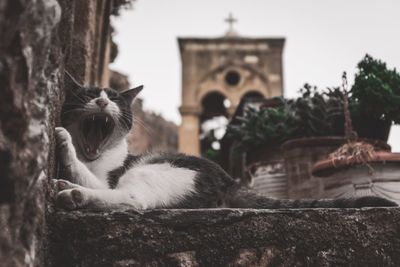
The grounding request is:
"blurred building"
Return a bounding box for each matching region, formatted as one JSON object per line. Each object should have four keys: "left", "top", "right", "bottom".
{"left": 128, "top": 99, "right": 178, "bottom": 154}
{"left": 178, "top": 15, "right": 285, "bottom": 156}
{"left": 109, "top": 71, "right": 178, "bottom": 154}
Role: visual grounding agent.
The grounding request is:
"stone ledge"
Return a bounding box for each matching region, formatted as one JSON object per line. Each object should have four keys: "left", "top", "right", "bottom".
{"left": 47, "top": 208, "right": 400, "bottom": 266}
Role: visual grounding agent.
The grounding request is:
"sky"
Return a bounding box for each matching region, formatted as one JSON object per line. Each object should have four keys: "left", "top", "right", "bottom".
{"left": 110, "top": 0, "right": 400, "bottom": 151}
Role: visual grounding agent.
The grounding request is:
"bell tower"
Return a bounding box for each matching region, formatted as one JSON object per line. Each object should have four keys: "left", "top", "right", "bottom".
{"left": 178, "top": 15, "right": 285, "bottom": 156}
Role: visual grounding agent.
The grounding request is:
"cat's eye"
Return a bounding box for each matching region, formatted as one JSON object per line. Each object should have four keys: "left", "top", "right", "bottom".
{"left": 80, "top": 95, "right": 94, "bottom": 102}
{"left": 87, "top": 92, "right": 98, "bottom": 98}
{"left": 109, "top": 95, "right": 120, "bottom": 101}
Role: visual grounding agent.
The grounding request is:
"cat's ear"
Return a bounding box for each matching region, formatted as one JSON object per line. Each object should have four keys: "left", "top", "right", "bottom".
{"left": 64, "top": 70, "right": 83, "bottom": 94}
{"left": 121, "top": 85, "right": 143, "bottom": 104}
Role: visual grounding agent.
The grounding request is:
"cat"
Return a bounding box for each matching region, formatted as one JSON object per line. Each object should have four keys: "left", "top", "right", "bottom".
{"left": 53, "top": 72, "right": 397, "bottom": 210}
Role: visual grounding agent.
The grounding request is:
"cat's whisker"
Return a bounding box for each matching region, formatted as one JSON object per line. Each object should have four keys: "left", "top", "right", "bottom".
{"left": 132, "top": 118, "right": 153, "bottom": 136}
{"left": 119, "top": 111, "right": 151, "bottom": 134}
{"left": 120, "top": 119, "right": 133, "bottom": 132}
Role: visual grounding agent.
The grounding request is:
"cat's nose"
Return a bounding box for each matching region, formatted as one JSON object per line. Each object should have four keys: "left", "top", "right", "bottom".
{"left": 95, "top": 98, "right": 109, "bottom": 109}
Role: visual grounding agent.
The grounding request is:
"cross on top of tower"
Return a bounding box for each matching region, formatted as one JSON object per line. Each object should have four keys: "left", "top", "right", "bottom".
{"left": 225, "top": 13, "right": 237, "bottom": 30}
{"left": 224, "top": 13, "right": 238, "bottom": 37}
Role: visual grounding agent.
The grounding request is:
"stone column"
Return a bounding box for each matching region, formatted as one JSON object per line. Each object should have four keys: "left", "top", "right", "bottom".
{"left": 179, "top": 106, "right": 201, "bottom": 156}
{"left": 227, "top": 106, "right": 237, "bottom": 118}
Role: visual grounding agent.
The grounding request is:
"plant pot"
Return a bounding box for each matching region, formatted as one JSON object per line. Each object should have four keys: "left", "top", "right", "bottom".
{"left": 281, "top": 137, "right": 346, "bottom": 199}
{"left": 312, "top": 152, "right": 400, "bottom": 204}
{"left": 245, "top": 144, "right": 287, "bottom": 199}
{"left": 352, "top": 117, "right": 392, "bottom": 141}
{"left": 281, "top": 137, "right": 390, "bottom": 199}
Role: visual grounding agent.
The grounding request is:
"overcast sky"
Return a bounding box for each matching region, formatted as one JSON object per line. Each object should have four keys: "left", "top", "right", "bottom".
{"left": 110, "top": 0, "right": 400, "bottom": 151}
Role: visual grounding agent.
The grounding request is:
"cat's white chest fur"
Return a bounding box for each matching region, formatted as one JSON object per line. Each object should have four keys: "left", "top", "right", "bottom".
{"left": 85, "top": 139, "right": 128, "bottom": 184}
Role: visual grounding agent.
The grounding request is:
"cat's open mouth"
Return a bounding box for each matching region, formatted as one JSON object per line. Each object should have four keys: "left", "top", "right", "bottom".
{"left": 80, "top": 113, "right": 115, "bottom": 161}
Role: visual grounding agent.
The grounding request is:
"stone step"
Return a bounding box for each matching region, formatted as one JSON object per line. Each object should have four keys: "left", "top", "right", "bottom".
{"left": 47, "top": 208, "right": 400, "bottom": 266}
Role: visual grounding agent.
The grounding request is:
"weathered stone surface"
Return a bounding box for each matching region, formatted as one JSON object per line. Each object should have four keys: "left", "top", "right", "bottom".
{"left": 48, "top": 208, "right": 400, "bottom": 266}
{"left": 0, "top": 0, "right": 61, "bottom": 265}
{"left": 0, "top": 0, "right": 121, "bottom": 265}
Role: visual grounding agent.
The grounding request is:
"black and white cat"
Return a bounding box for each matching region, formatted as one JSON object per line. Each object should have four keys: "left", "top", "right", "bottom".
{"left": 53, "top": 72, "right": 397, "bottom": 210}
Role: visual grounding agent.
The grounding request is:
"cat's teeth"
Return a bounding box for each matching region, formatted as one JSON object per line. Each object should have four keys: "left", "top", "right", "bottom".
{"left": 105, "top": 117, "right": 108, "bottom": 123}
{"left": 92, "top": 116, "right": 95, "bottom": 121}
{"left": 96, "top": 149, "right": 99, "bottom": 154}
{"left": 86, "top": 147, "right": 90, "bottom": 153}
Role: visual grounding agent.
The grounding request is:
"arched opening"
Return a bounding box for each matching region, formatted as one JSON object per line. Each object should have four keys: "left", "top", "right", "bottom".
{"left": 241, "top": 91, "right": 264, "bottom": 101}
{"left": 200, "top": 92, "right": 229, "bottom": 160}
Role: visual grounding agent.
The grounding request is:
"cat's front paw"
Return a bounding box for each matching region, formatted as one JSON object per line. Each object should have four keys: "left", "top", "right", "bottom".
{"left": 56, "top": 189, "right": 85, "bottom": 210}
{"left": 51, "top": 179, "right": 81, "bottom": 193}
{"left": 55, "top": 127, "right": 77, "bottom": 168}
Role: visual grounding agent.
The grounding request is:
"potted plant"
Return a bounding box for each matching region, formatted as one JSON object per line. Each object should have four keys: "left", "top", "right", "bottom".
{"left": 280, "top": 84, "right": 354, "bottom": 199}
{"left": 226, "top": 97, "right": 297, "bottom": 152}
{"left": 226, "top": 97, "right": 296, "bottom": 197}
{"left": 350, "top": 54, "right": 400, "bottom": 141}
{"left": 281, "top": 82, "right": 393, "bottom": 199}
{"left": 227, "top": 84, "right": 346, "bottom": 151}
{"left": 312, "top": 73, "right": 400, "bottom": 204}
{"left": 226, "top": 85, "right": 350, "bottom": 198}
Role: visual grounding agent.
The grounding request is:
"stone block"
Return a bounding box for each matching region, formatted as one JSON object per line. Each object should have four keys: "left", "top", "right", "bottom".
{"left": 47, "top": 208, "right": 400, "bottom": 266}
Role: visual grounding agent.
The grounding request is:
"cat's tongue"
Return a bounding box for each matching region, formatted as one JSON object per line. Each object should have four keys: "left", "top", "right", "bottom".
{"left": 85, "top": 122, "right": 104, "bottom": 152}
{"left": 81, "top": 114, "right": 114, "bottom": 159}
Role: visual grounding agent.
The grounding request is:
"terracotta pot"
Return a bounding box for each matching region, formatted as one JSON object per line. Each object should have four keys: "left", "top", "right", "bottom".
{"left": 312, "top": 151, "right": 400, "bottom": 203}
{"left": 281, "top": 137, "right": 346, "bottom": 199}
{"left": 281, "top": 137, "right": 390, "bottom": 199}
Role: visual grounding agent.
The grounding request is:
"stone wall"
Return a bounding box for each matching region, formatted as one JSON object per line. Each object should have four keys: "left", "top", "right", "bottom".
{"left": 0, "top": 0, "right": 120, "bottom": 265}
{"left": 0, "top": 0, "right": 62, "bottom": 265}
{"left": 48, "top": 208, "right": 400, "bottom": 266}
{"left": 63, "top": 0, "right": 114, "bottom": 85}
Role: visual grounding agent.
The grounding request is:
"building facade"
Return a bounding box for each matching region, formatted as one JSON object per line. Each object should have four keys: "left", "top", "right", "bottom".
{"left": 178, "top": 30, "right": 285, "bottom": 156}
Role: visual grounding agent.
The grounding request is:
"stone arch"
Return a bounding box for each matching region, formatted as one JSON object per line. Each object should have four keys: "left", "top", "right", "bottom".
{"left": 239, "top": 90, "right": 268, "bottom": 100}
{"left": 196, "top": 63, "right": 269, "bottom": 111}
{"left": 200, "top": 91, "right": 229, "bottom": 118}
{"left": 199, "top": 91, "right": 230, "bottom": 157}
{"left": 197, "top": 87, "right": 233, "bottom": 111}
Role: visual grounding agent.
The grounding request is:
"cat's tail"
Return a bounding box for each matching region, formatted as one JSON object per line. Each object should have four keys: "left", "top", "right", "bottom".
{"left": 225, "top": 187, "right": 398, "bottom": 209}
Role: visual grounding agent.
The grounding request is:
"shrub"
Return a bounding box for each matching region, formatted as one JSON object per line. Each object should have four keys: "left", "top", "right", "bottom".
{"left": 227, "top": 97, "right": 297, "bottom": 151}
{"left": 227, "top": 86, "right": 345, "bottom": 151}
{"left": 351, "top": 54, "right": 400, "bottom": 123}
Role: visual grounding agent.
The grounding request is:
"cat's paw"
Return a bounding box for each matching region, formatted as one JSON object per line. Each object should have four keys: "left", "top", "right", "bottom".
{"left": 51, "top": 179, "right": 81, "bottom": 193}
{"left": 55, "top": 127, "right": 77, "bottom": 168}
{"left": 56, "top": 189, "right": 85, "bottom": 210}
